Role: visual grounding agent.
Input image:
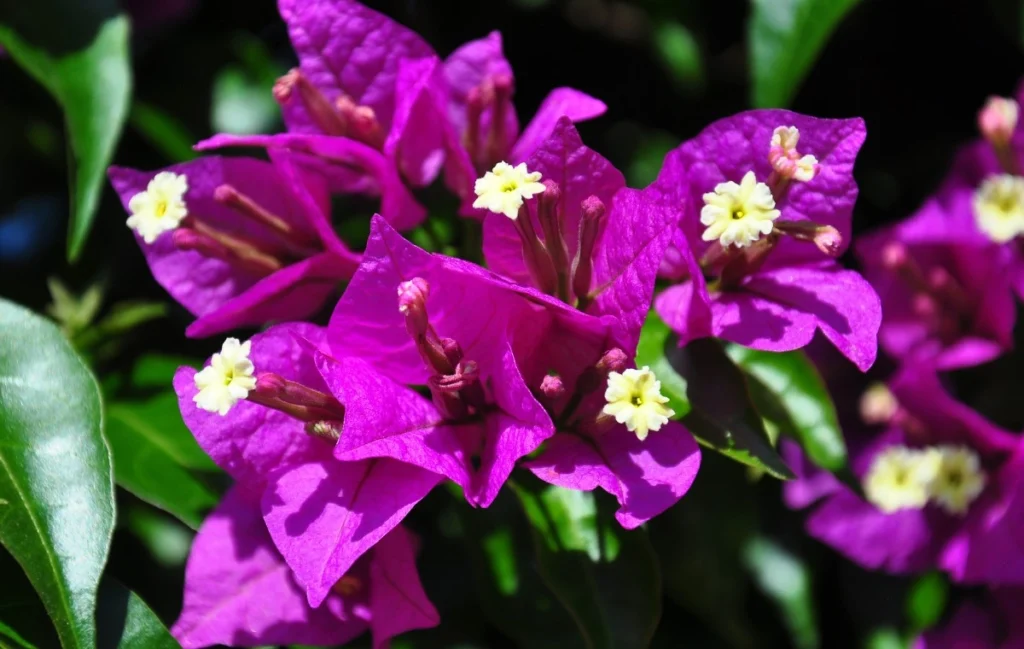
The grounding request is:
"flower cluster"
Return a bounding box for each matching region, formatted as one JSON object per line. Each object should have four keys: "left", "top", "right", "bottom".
{"left": 103, "top": 1, "right": 974, "bottom": 646}
{"left": 781, "top": 85, "right": 1024, "bottom": 635}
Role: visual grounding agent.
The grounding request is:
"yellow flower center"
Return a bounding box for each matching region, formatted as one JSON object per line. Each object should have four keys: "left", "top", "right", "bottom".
{"left": 602, "top": 366, "right": 675, "bottom": 441}
{"left": 193, "top": 337, "right": 257, "bottom": 416}
{"left": 126, "top": 171, "right": 189, "bottom": 244}
{"left": 973, "top": 174, "right": 1024, "bottom": 243}
{"left": 472, "top": 161, "right": 546, "bottom": 220}
{"left": 701, "top": 170, "right": 780, "bottom": 248}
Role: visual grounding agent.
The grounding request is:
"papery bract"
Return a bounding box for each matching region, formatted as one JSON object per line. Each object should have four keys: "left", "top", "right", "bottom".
{"left": 650, "top": 109, "right": 881, "bottom": 371}
{"left": 109, "top": 155, "right": 359, "bottom": 338}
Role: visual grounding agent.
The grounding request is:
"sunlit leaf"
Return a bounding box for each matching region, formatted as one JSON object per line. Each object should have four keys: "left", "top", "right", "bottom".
{"left": 744, "top": 537, "right": 819, "bottom": 649}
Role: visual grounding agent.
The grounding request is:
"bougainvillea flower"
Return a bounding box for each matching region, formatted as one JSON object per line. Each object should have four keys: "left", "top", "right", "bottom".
{"left": 109, "top": 154, "right": 359, "bottom": 338}
{"left": 174, "top": 323, "right": 444, "bottom": 606}
{"left": 326, "top": 216, "right": 700, "bottom": 525}
{"left": 913, "top": 589, "right": 1024, "bottom": 649}
{"left": 172, "top": 486, "right": 438, "bottom": 649}
{"left": 857, "top": 195, "right": 1016, "bottom": 369}
{"left": 481, "top": 117, "right": 678, "bottom": 352}
{"left": 649, "top": 109, "right": 882, "bottom": 371}
{"left": 925, "top": 82, "right": 1024, "bottom": 299}
{"left": 266, "top": 0, "right": 605, "bottom": 215}
{"left": 785, "top": 365, "right": 1024, "bottom": 584}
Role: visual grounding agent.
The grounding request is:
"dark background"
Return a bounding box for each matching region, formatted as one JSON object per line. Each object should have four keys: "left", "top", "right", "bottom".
{"left": 1, "top": 0, "right": 1020, "bottom": 647}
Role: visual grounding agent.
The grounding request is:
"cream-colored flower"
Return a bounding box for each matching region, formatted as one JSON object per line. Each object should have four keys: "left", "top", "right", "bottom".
{"left": 602, "top": 366, "right": 674, "bottom": 441}
{"left": 973, "top": 174, "right": 1024, "bottom": 244}
{"left": 928, "top": 446, "right": 986, "bottom": 515}
{"left": 472, "top": 162, "right": 545, "bottom": 219}
{"left": 193, "top": 338, "right": 257, "bottom": 416}
{"left": 701, "top": 171, "right": 780, "bottom": 248}
{"left": 127, "top": 172, "right": 189, "bottom": 244}
{"left": 863, "top": 446, "right": 941, "bottom": 514}
{"left": 769, "top": 126, "right": 818, "bottom": 182}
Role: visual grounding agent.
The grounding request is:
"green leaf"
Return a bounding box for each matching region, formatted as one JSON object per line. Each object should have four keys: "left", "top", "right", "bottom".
{"left": 129, "top": 355, "right": 199, "bottom": 391}
{"left": 864, "top": 628, "right": 908, "bottom": 649}
{"left": 905, "top": 572, "right": 948, "bottom": 635}
{"left": 726, "top": 345, "right": 847, "bottom": 472}
{"left": 0, "top": 298, "right": 115, "bottom": 649}
{"left": 635, "top": 311, "right": 691, "bottom": 418}
{"left": 129, "top": 101, "right": 196, "bottom": 163}
{"left": 748, "top": 0, "right": 860, "bottom": 108}
{"left": 96, "top": 581, "right": 180, "bottom": 649}
{"left": 0, "top": 14, "right": 132, "bottom": 261}
{"left": 457, "top": 491, "right": 586, "bottom": 649}
{"left": 650, "top": 320, "right": 794, "bottom": 478}
{"left": 512, "top": 482, "right": 662, "bottom": 649}
{"left": 653, "top": 21, "right": 704, "bottom": 90}
{"left": 106, "top": 394, "right": 220, "bottom": 529}
{"left": 743, "top": 537, "right": 819, "bottom": 649}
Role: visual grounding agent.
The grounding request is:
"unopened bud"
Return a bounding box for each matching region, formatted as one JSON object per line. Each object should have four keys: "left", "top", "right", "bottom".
{"left": 337, "top": 96, "right": 385, "bottom": 149}
{"left": 860, "top": 382, "right": 897, "bottom": 425}
{"left": 813, "top": 225, "right": 843, "bottom": 257}
{"left": 274, "top": 68, "right": 347, "bottom": 136}
{"left": 254, "top": 372, "right": 288, "bottom": 398}
{"left": 979, "top": 96, "right": 1018, "bottom": 147}
{"left": 540, "top": 374, "right": 566, "bottom": 400}
{"left": 881, "top": 241, "right": 909, "bottom": 271}
{"left": 398, "top": 278, "right": 431, "bottom": 336}
{"left": 573, "top": 196, "right": 607, "bottom": 307}
{"left": 596, "top": 348, "right": 629, "bottom": 374}
{"left": 440, "top": 338, "right": 464, "bottom": 367}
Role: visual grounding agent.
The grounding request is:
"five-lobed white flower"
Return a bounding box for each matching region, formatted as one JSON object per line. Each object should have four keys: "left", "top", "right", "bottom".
{"left": 701, "top": 170, "right": 781, "bottom": 248}
{"left": 472, "top": 161, "right": 546, "bottom": 220}
{"left": 127, "top": 172, "right": 189, "bottom": 244}
{"left": 193, "top": 338, "right": 257, "bottom": 416}
{"left": 602, "top": 366, "right": 675, "bottom": 441}
{"left": 929, "top": 445, "right": 986, "bottom": 515}
{"left": 863, "top": 445, "right": 940, "bottom": 514}
{"left": 973, "top": 174, "right": 1024, "bottom": 244}
{"left": 770, "top": 126, "right": 819, "bottom": 182}
{"left": 862, "top": 444, "right": 987, "bottom": 515}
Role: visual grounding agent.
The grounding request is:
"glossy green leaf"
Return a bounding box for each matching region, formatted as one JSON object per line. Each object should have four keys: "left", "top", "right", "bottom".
{"left": 726, "top": 345, "right": 847, "bottom": 472}
{"left": 744, "top": 537, "right": 819, "bottom": 649}
{"left": 905, "top": 572, "right": 948, "bottom": 634}
{"left": 458, "top": 491, "right": 585, "bottom": 649}
{"left": 0, "top": 14, "right": 132, "bottom": 261}
{"left": 0, "top": 298, "right": 114, "bottom": 649}
{"left": 749, "top": 0, "right": 860, "bottom": 107}
{"left": 96, "top": 581, "right": 180, "bottom": 649}
{"left": 512, "top": 483, "right": 662, "bottom": 649}
{"left": 106, "top": 394, "right": 219, "bottom": 529}
{"left": 636, "top": 313, "right": 792, "bottom": 477}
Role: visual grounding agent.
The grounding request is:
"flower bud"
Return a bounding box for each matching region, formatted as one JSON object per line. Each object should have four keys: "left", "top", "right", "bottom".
{"left": 978, "top": 96, "right": 1018, "bottom": 147}
{"left": 273, "top": 68, "right": 347, "bottom": 136}
{"left": 572, "top": 196, "right": 607, "bottom": 307}
{"left": 540, "top": 374, "right": 566, "bottom": 401}
{"left": 398, "top": 278, "right": 431, "bottom": 337}
{"left": 860, "top": 382, "right": 897, "bottom": 425}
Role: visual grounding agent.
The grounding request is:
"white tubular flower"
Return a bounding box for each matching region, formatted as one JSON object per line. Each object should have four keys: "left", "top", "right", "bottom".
{"left": 127, "top": 172, "right": 189, "bottom": 244}
{"left": 193, "top": 338, "right": 257, "bottom": 416}
{"left": 862, "top": 446, "right": 941, "bottom": 514}
{"left": 472, "top": 162, "right": 546, "bottom": 219}
{"left": 973, "top": 174, "right": 1024, "bottom": 244}
{"left": 701, "top": 170, "right": 780, "bottom": 248}
{"left": 602, "top": 366, "right": 675, "bottom": 441}
{"left": 928, "top": 446, "right": 986, "bottom": 515}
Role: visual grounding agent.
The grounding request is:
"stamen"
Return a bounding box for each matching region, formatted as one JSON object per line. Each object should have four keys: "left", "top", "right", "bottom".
{"left": 274, "top": 68, "right": 348, "bottom": 136}
{"left": 172, "top": 228, "right": 283, "bottom": 277}
{"left": 572, "top": 196, "right": 607, "bottom": 310}
{"left": 213, "top": 184, "right": 316, "bottom": 255}
{"left": 536, "top": 181, "right": 572, "bottom": 302}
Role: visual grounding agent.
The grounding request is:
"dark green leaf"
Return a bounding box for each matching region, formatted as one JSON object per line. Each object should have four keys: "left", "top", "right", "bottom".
{"left": 512, "top": 482, "right": 662, "bottom": 649}
{"left": 749, "top": 0, "right": 860, "bottom": 108}
{"left": 653, "top": 21, "right": 704, "bottom": 90}
{"left": 106, "top": 394, "right": 220, "bottom": 529}
{"left": 0, "top": 298, "right": 114, "bottom": 649}
{"left": 0, "top": 548, "right": 60, "bottom": 649}
{"left": 96, "top": 581, "right": 180, "bottom": 649}
{"left": 129, "top": 355, "right": 199, "bottom": 391}
{"left": 744, "top": 537, "right": 819, "bottom": 649}
{"left": 129, "top": 101, "right": 196, "bottom": 163}
{"left": 666, "top": 336, "right": 794, "bottom": 479}
{"left": 726, "top": 345, "right": 847, "bottom": 472}
{"left": 125, "top": 507, "right": 193, "bottom": 568}
{"left": 905, "top": 572, "right": 948, "bottom": 634}
{"left": 457, "top": 490, "right": 586, "bottom": 649}
{"left": 864, "top": 628, "right": 908, "bottom": 649}
{"left": 0, "top": 14, "right": 132, "bottom": 261}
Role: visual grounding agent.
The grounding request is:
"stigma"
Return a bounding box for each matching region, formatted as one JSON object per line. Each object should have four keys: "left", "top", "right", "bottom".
{"left": 929, "top": 446, "right": 986, "bottom": 515}
{"left": 701, "top": 171, "right": 780, "bottom": 248}
{"left": 472, "top": 162, "right": 546, "bottom": 220}
{"left": 127, "top": 172, "right": 189, "bottom": 244}
{"left": 602, "top": 366, "right": 674, "bottom": 441}
{"left": 193, "top": 338, "right": 257, "bottom": 415}
{"left": 768, "top": 126, "right": 819, "bottom": 182}
{"left": 862, "top": 445, "right": 940, "bottom": 514}
{"left": 972, "top": 174, "right": 1024, "bottom": 243}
